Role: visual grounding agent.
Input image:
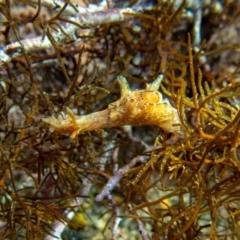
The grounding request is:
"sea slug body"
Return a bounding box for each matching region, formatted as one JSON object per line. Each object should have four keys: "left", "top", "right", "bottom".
{"left": 42, "top": 75, "right": 181, "bottom": 139}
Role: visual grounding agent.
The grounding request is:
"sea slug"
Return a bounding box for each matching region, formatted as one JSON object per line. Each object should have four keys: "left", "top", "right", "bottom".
{"left": 42, "top": 75, "right": 181, "bottom": 139}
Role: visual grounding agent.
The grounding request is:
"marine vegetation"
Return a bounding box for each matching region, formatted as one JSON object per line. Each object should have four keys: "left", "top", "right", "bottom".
{"left": 0, "top": 0, "right": 240, "bottom": 239}
{"left": 42, "top": 75, "right": 181, "bottom": 138}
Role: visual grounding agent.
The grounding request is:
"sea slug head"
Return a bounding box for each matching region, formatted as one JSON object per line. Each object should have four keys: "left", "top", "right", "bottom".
{"left": 41, "top": 107, "right": 80, "bottom": 138}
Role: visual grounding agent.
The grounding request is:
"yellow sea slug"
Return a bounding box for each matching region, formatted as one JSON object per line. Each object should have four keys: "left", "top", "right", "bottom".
{"left": 42, "top": 75, "right": 181, "bottom": 139}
